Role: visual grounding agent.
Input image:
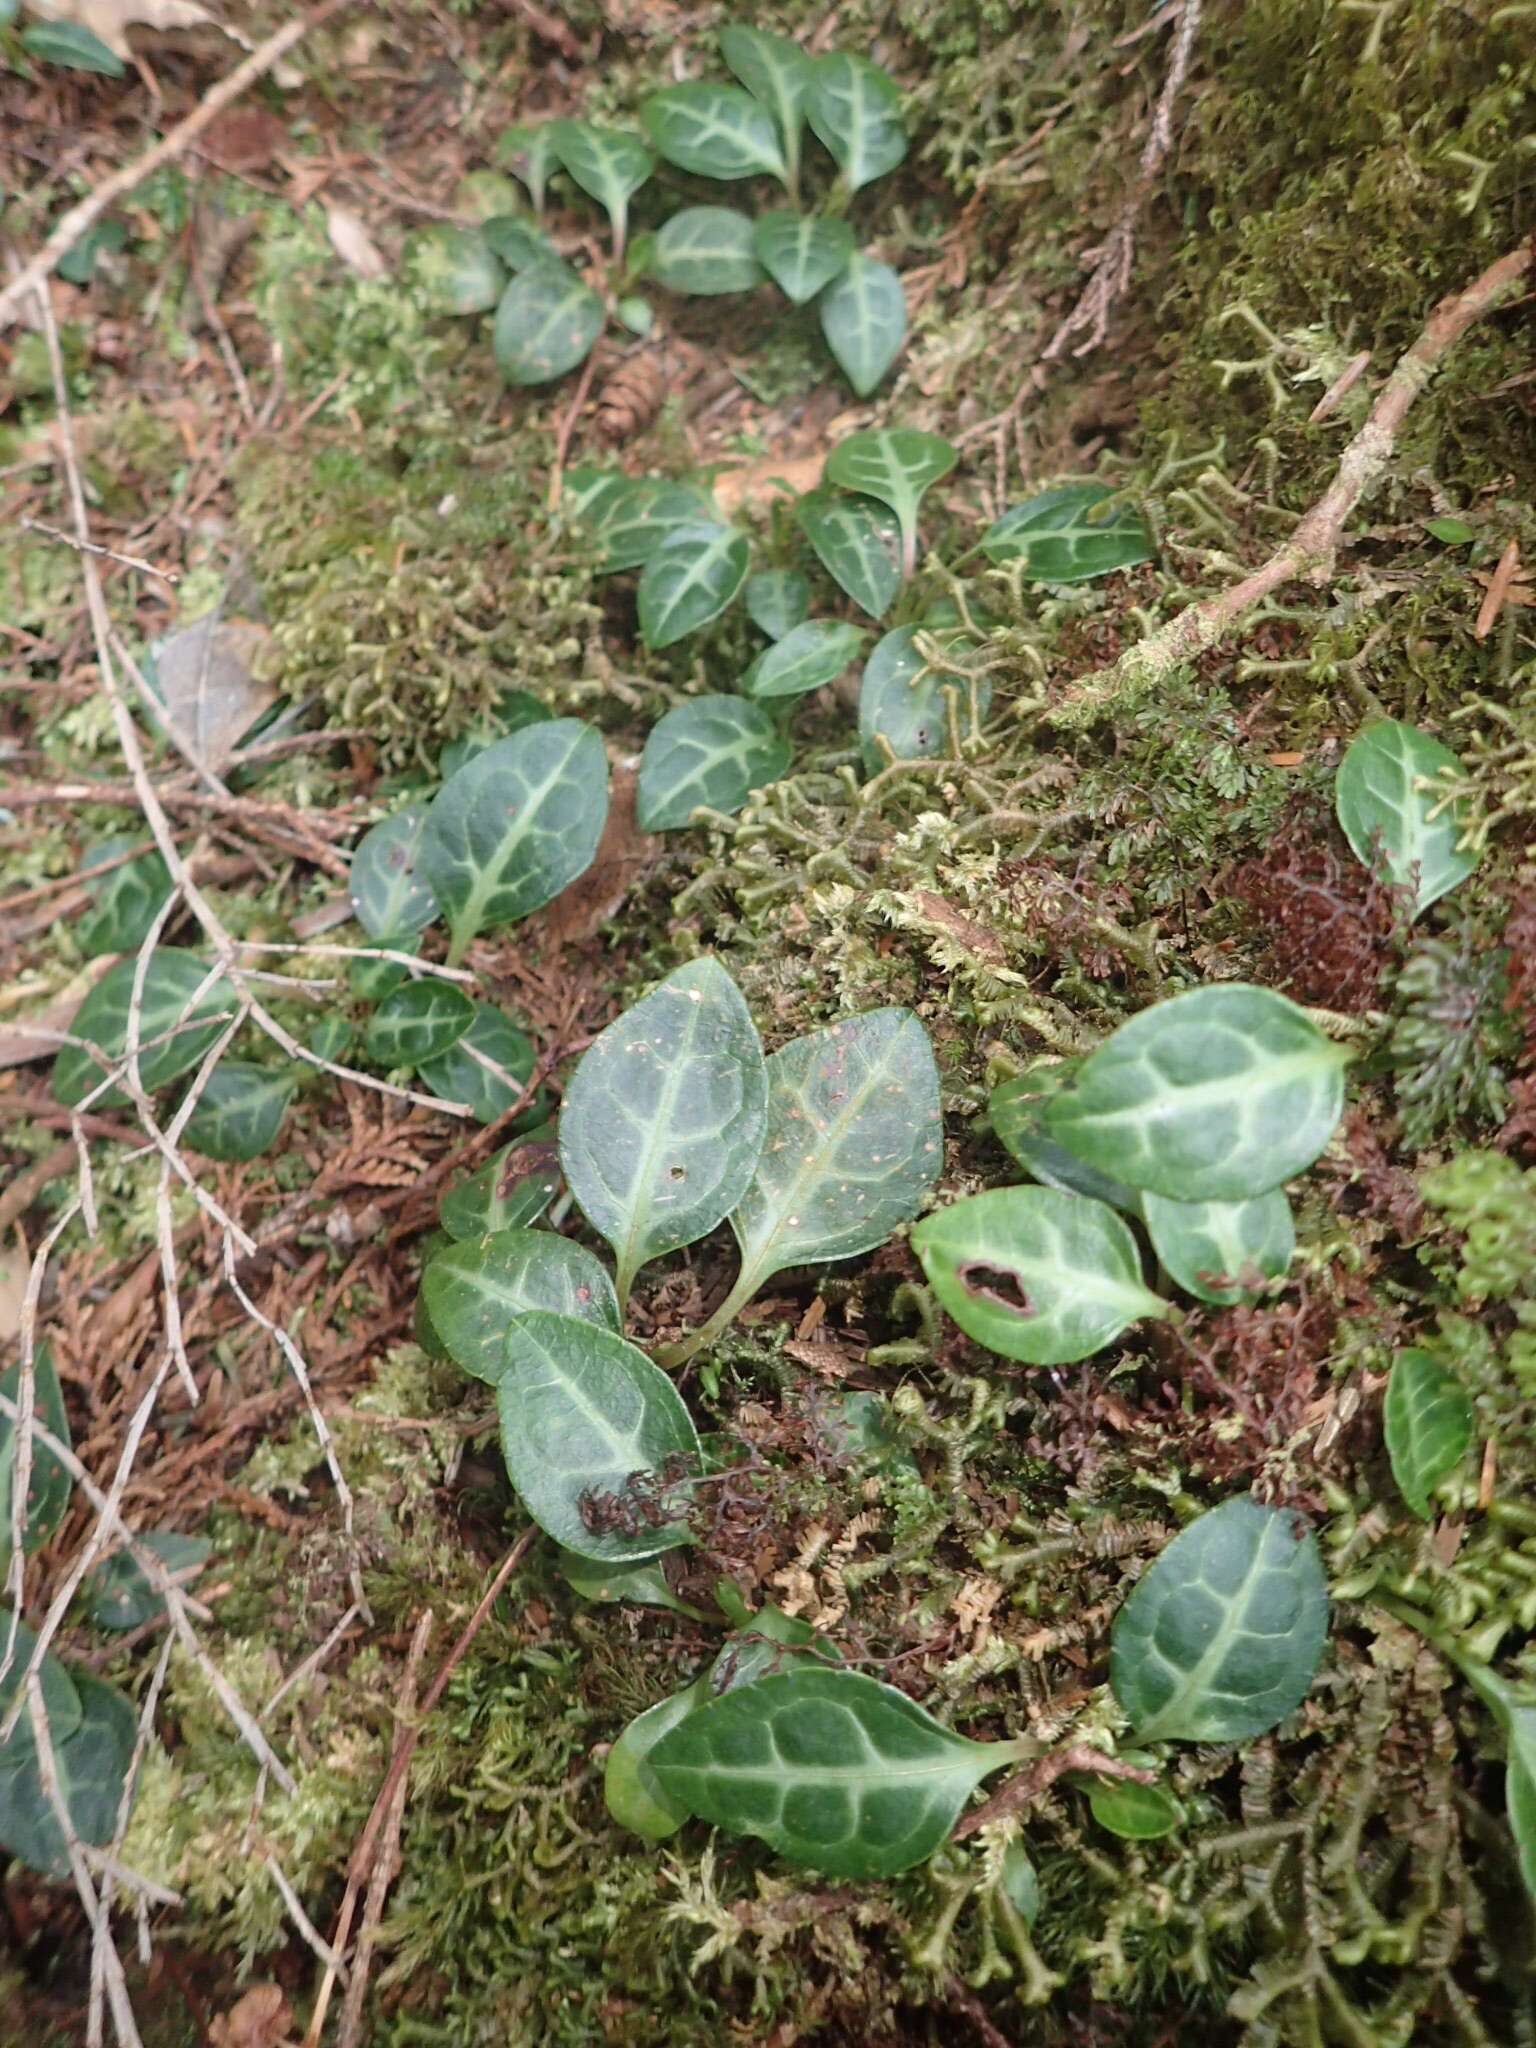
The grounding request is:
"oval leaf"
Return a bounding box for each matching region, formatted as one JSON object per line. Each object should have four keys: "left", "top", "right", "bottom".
{"left": 497, "top": 1313, "right": 702, "bottom": 1562}
{"left": 642, "top": 82, "right": 787, "bottom": 183}
{"left": 859, "top": 624, "right": 993, "bottom": 773}
{"left": 752, "top": 212, "right": 854, "bottom": 304}
{"left": 1040, "top": 985, "right": 1350, "bottom": 1203}
{"left": 1110, "top": 1497, "right": 1330, "bottom": 1743}
{"left": 637, "top": 697, "right": 791, "bottom": 831}
{"left": 795, "top": 486, "right": 902, "bottom": 618}
{"left": 0, "top": 1618, "right": 82, "bottom": 1778}
{"left": 0, "top": 1675, "right": 136, "bottom": 1879}
{"left": 807, "top": 54, "right": 906, "bottom": 193}
{"left": 20, "top": 18, "right": 123, "bottom": 71}
{"left": 410, "top": 225, "right": 505, "bottom": 314}
{"left": 914, "top": 1186, "right": 1168, "bottom": 1366}
{"left": 180, "top": 1060, "right": 295, "bottom": 1163}
{"left": 561, "top": 957, "right": 769, "bottom": 1301}
{"left": 1084, "top": 1775, "right": 1184, "bottom": 1840}
{"left": 349, "top": 803, "right": 440, "bottom": 940}
{"left": 819, "top": 255, "right": 906, "bottom": 397}
{"left": 650, "top": 206, "right": 765, "bottom": 295}
{"left": 75, "top": 836, "right": 174, "bottom": 959}
{"left": 0, "top": 1344, "right": 72, "bottom": 1571}
{"left": 1335, "top": 719, "right": 1478, "bottom": 916}
{"left": 364, "top": 980, "right": 475, "bottom": 1068}
{"left": 1142, "top": 1189, "right": 1295, "bottom": 1306}
{"left": 980, "top": 482, "right": 1154, "bottom": 584}
{"left": 989, "top": 1062, "right": 1142, "bottom": 1215}
{"left": 416, "top": 1003, "right": 540, "bottom": 1125}
{"left": 719, "top": 26, "right": 812, "bottom": 186}
{"left": 53, "top": 950, "right": 229, "bottom": 1110}
{"left": 825, "top": 428, "right": 957, "bottom": 578}
{"left": 742, "top": 618, "right": 865, "bottom": 701}
{"left": 493, "top": 261, "right": 604, "bottom": 385}
{"left": 638, "top": 522, "right": 750, "bottom": 648}
{"left": 605, "top": 1680, "right": 708, "bottom": 1840}
{"left": 423, "top": 1230, "right": 620, "bottom": 1383}
{"left": 480, "top": 214, "right": 558, "bottom": 272}
{"left": 439, "top": 1131, "right": 560, "bottom": 1241}
{"left": 744, "top": 568, "right": 810, "bottom": 641}
{"left": 550, "top": 121, "right": 652, "bottom": 249}
{"left": 1383, "top": 1347, "right": 1473, "bottom": 1518}
{"left": 559, "top": 1550, "right": 699, "bottom": 1617}
{"left": 562, "top": 471, "right": 718, "bottom": 573}
{"left": 496, "top": 123, "right": 560, "bottom": 210}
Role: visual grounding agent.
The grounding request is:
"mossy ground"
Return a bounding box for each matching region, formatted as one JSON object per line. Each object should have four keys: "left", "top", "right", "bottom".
{"left": 4, "top": 1, "right": 1536, "bottom": 2043}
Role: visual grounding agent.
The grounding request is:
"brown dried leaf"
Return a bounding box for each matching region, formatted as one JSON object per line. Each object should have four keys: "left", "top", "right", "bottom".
{"left": 208, "top": 1985, "right": 295, "bottom": 2048}
{"left": 325, "top": 204, "right": 389, "bottom": 281}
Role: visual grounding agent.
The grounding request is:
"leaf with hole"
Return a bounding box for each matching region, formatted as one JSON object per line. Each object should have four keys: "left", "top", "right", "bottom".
{"left": 807, "top": 54, "right": 906, "bottom": 193}
{"left": 637, "top": 697, "right": 791, "bottom": 831}
{"left": 419, "top": 720, "right": 610, "bottom": 965}
{"left": 0, "top": 1344, "right": 72, "bottom": 1573}
{"left": 417, "top": 1004, "right": 541, "bottom": 1125}
{"left": 410, "top": 225, "right": 505, "bottom": 314}
{"left": 349, "top": 803, "right": 440, "bottom": 941}
{"left": 638, "top": 522, "right": 751, "bottom": 648}
{"left": 650, "top": 1666, "right": 1020, "bottom": 1878}
{"left": 642, "top": 82, "right": 787, "bottom": 183}
{"left": 719, "top": 26, "right": 812, "bottom": 191}
{"left": 423, "top": 1229, "right": 620, "bottom": 1383}
{"left": 496, "top": 123, "right": 560, "bottom": 210}
{"left": 1083, "top": 1774, "right": 1184, "bottom": 1840}
{"left": 1335, "top": 719, "right": 1478, "bottom": 916}
{"left": 826, "top": 429, "right": 956, "bottom": 580}
{"left": 1110, "top": 1497, "right": 1330, "bottom": 1743}
{"left": 742, "top": 619, "right": 865, "bottom": 701}
{"left": 914, "top": 1186, "right": 1168, "bottom": 1366}
{"left": 650, "top": 206, "right": 764, "bottom": 295}
{"left": 0, "top": 1675, "right": 137, "bottom": 1880}
{"left": 1143, "top": 1189, "right": 1294, "bottom": 1306}
{"left": 980, "top": 483, "right": 1154, "bottom": 583}
{"left": 497, "top": 1313, "right": 701, "bottom": 1562}
{"left": 562, "top": 471, "right": 718, "bottom": 573}
{"left": 989, "top": 1062, "right": 1142, "bottom": 1214}
{"left": 561, "top": 957, "right": 768, "bottom": 1302}
{"left": 550, "top": 121, "right": 652, "bottom": 257}
{"left": 75, "top": 836, "right": 174, "bottom": 959}
{"left": 752, "top": 212, "right": 854, "bottom": 304}
{"left": 439, "top": 1131, "right": 559, "bottom": 1241}
{"left": 1383, "top": 1347, "right": 1473, "bottom": 1518}
{"left": 605, "top": 1678, "right": 709, "bottom": 1840}
{"left": 858, "top": 624, "right": 992, "bottom": 773}
{"left": 83, "top": 1533, "right": 211, "bottom": 1632}
{"left": 179, "top": 1060, "right": 295, "bottom": 1162}
{"left": 53, "top": 950, "right": 230, "bottom": 1110}
{"left": 744, "top": 568, "right": 810, "bottom": 641}
{"left": 1040, "top": 985, "right": 1350, "bottom": 1203}
{"left": 819, "top": 255, "right": 906, "bottom": 397}
{"left": 364, "top": 981, "right": 475, "bottom": 1069}
{"left": 492, "top": 260, "right": 604, "bottom": 385}
{"left": 19, "top": 18, "right": 123, "bottom": 71}
{"left": 796, "top": 486, "right": 902, "bottom": 618}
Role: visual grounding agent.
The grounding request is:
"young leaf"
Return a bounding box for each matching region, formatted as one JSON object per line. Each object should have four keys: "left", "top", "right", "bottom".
{"left": 650, "top": 207, "right": 765, "bottom": 295}
{"left": 719, "top": 27, "right": 812, "bottom": 192}
{"left": 409, "top": 225, "right": 505, "bottom": 315}
{"left": 562, "top": 472, "right": 718, "bottom": 573}
{"left": 980, "top": 483, "right": 1154, "bottom": 583}
{"left": 752, "top": 212, "right": 854, "bottom": 305}
{"left": 560, "top": 957, "right": 769, "bottom": 1301}
{"left": 649, "top": 1667, "right": 1017, "bottom": 1878}
{"left": 1040, "top": 985, "right": 1350, "bottom": 1203}
{"left": 83, "top": 1533, "right": 211, "bottom": 1632}
{"left": 419, "top": 720, "right": 610, "bottom": 965}
{"left": 1110, "top": 1497, "right": 1330, "bottom": 1743}
{"left": 364, "top": 981, "right": 476, "bottom": 1068}
{"left": 53, "top": 951, "right": 229, "bottom": 1109}
{"left": 438, "top": 1130, "right": 560, "bottom": 1241}
{"left": 550, "top": 121, "right": 652, "bottom": 259}
{"left": 796, "top": 487, "right": 902, "bottom": 618}
{"left": 1335, "top": 719, "right": 1478, "bottom": 916}
{"left": 180, "top": 1061, "right": 295, "bottom": 1163}
{"left": 416, "top": 1004, "right": 540, "bottom": 1124}
{"left": 819, "top": 255, "right": 907, "bottom": 397}
{"left": 1383, "top": 1347, "right": 1473, "bottom": 1518}
{"left": 0, "top": 1675, "right": 136, "bottom": 1879}
{"left": 1142, "top": 1189, "right": 1295, "bottom": 1306}
{"left": 637, "top": 522, "right": 751, "bottom": 648}
{"left": 423, "top": 1229, "right": 620, "bottom": 1382}
{"left": 859, "top": 625, "right": 993, "bottom": 773}
{"left": 999, "top": 1840, "right": 1040, "bottom": 1922}
{"left": 989, "top": 1063, "right": 1142, "bottom": 1215}
{"left": 807, "top": 54, "right": 907, "bottom": 193}
{"left": 826, "top": 429, "right": 957, "bottom": 579}
{"left": 496, "top": 122, "right": 560, "bottom": 210}
{"left": 19, "top": 18, "right": 124, "bottom": 72}
{"left": 641, "top": 83, "right": 788, "bottom": 183}
{"left": 0, "top": 1344, "right": 72, "bottom": 1571}
{"left": 744, "top": 568, "right": 810, "bottom": 641}
{"left": 636, "top": 697, "right": 791, "bottom": 830}
{"left": 349, "top": 803, "right": 440, "bottom": 940}
{"left": 497, "top": 1313, "right": 702, "bottom": 1561}
{"left": 742, "top": 619, "right": 865, "bottom": 701}
{"left": 75, "top": 836, "right": 174, "bottom": 959}
{"left": 492, "top": 261, "right": 604, "bottom": 385}
{"left": 604, "top": 1679, "right": 709, "bottom": 1840}
{"left": 1083, "top": 1775, "right": 1184, "bottom": 1840}
{"left": 913, "top": 1186, "right": 1169, "bottom": 1366}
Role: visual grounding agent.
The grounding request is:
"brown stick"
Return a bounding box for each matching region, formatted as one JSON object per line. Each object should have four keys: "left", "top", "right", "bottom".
{"left": 1049, "top": 239, "right": 1535, "bottom": 729}
{"left": 952, "top": 1745, "right": 1154, "bottom": 1839}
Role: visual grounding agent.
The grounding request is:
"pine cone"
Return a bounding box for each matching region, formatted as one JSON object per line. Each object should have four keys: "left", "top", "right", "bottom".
{"left": 595, "top": 350, "right": 666, "bottom": 442}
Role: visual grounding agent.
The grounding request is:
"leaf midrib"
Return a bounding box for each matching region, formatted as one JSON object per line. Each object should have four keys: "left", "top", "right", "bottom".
{"left": 1132, "top": 1540, "right": 1273, "bottom": 1742}
{"left": 1055, "top": 1043, "right": 1342, "bottom": 1134}
{"left": 444, "top": 728, "right": 585, "bottom": 954}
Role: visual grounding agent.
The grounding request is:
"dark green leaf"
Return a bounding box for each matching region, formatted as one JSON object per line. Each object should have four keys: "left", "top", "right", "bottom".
{"left": 0, "top": 1617, "right": 82, "bottom": 1774}
{"left": 438, "top": 690, "right": 551, "bottom": 784}
{"left": 796, "top": 486, "right": 902, "bottom": 618}
{"left": 744, "top": 568, "right": 810, "bottom": 640}
{"left": 637, "top": 697, "right": 791, "bottom": 830}
{"left": 989, "top": 1062, "right": 1143, "bottom": 1214}
{"left": 807, "top": 54, "right": 906, "bottom": 193}
{"left": 1142, "top": 1189, "right": 1294, "bottom": 1306}
{"left": 1335, "top": 719, "right": 1478, "bottom": 916}
{"left": 638, "top": 522, "right": 750, "bottom": 648}
{"left": 1424, "top": 516, "right": 1475, "bottom": 544}
{"left": 742, "top": 618, "right": 864, "bottom": 700}
{"left": 825, "top": 428, "right": 957, "bottom": 577}
{"left": 179, "top": 1060, "right": 295, "bottom": 1162}
{"left": 979, "top": 483, "right": 1154, "bottom": 583}
{"left": 641, "top": 83, "right": 788, "bottom": 183}
{"left": 0, "top": 1345, "right": 72, "bottom": 1572}
{"left": 53, "top": 950, "right": 230, "bottom": 1109}
{"left": 348, "top": 939, "right": 412, "bottom": 1002}
{"left": 650, "top": 206, "right": 764, "bottom": 295}
{"left": 559, "top": 1550, "right": 700, "bottom": 1617}
{"left": 55, "top": 217, "right": 127, "bottom": 286}
{"left": 439, "top": 1130, "right": 558, "bottom": 1243}
{"left": 999, "top": 1839, "right": 1039, "bottom": 1922}
{"left": 0, "top": 1675, "right": 136, "bottom": 1879}
{"left": 562, "top": 471, "right": 718, "bottom": 572}
{"left": 550, "top": 121, "right": 652, "bottom": 251}
{"left": 423, "top": 1229, "right": 620, "bottom": 1383}
{"left": 481, "top": 214, "right": 559, "bottom": 271}
{"left": 1383, "top": 1347, "right": 1473, "bottom": 1518}
{"left": 20, "top": 19, "right": 124, "bottom": 72}
{"left": 605, "top": 1679, "right": 708, "bottom": 1839}
{"left": 1084, "top": 1774, "right": 1184, "bottom": 1839}
{"left": 752, "top": 212, "right": 854, "bottom": 304}
{"left": 74, "top": 836, "right": 174, "bottom": 959}
{"left": 818, "top": 255, "right": 906, "bottom": 397}
{"left": 409, "top": 225, "right": 505, "bottom": 314}
{"left": 417, "top": 1004, "right": 540, "bottom": 1125}
{"left": 719, "top": 26, "right": 812, "bottom": 188}
{"left": 82, "top": 1533, "right": 211, "bottom": 1632}
{"left": 306, "top": 1015, "right": 354, "bottom": 1065}
{"left": 858, "top": 624, "right": 992, "bottom": 773}
{"left": 364, "top": 981, "right": 475, "bottom": 1068}
{"left": 492, "top": 261, "right": 604, "bottom": 385}
{"left": 349, "top": 804, "right": 439, "bottom": 941}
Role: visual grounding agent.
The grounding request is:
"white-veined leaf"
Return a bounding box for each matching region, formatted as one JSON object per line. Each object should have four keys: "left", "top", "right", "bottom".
{"left": 492, "top": 261, "right": 604, "bottom": 385}
{"left": 650, "top": 207, "right": 764, "bottom": 295}
{"left": 1335, "top": 719, "right": 1479, "bottom": 916}
{"left": 1383, "top": 1347, "right": 1473, "bottom": 1518}
{"left": 422, "top": 1229, "right": 620, "bottom": 1382}
{"left": 637, "top": 522, "right": 750, "bottom": 648}
{"left": 550, "top": 120, "right": 652, "bottom": 255}
{"left": 819, "top": 254, "right": 906, "bottom": 396}
{"left": 742, "top": 618, "right": 865, "bottom": 700}
{"left": 752, "top": 211, "right": 854, "bottom": 303}
{"left": 980, "top": 483, "right": 1154, "bottom": 583}
{"left": 1142, "top": 1189, "right": 1295, "bottom": 1306}
{"left": 744, "top": 568, "right": 810, "bottom": 640}
{"left": 807, "top": 54, "right": 906, "bottom": 193}
{"left": 636, "top": 697, "right": 791, "bottom": 830}
{"left": 825, "top": 428, "right": 957, "bottom": 578}
{"left": 795, "top": 486, "right": 902, "bottom": 617}
{"left": 642, "top": 82, "right": 788, "bottom": 183}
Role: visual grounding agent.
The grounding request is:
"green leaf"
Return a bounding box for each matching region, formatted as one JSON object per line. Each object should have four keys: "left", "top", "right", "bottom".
{"left": 497, "top": 1313, "right": 701, "bottom": 1562}
{"left": 1383, "top": 1347, "right": 1473, "bottom": 1518}
{"left": 637, "top": 697, "right": 791, "bottom": 831}
{"left": 980, "top": 483, "right": 1154, "bottom": 584}
{"left": 492, "top": 261, "right": 604, "bottom": 385}
{"left": 637, "top": 522, "right": 750, "bottom": 648}
{"left": 439, "top": 690, "right": 551, "bottom": 781}
{"left": 559, "top": 1550, "right": 700, "bottom": 1617}
{"left": 1335, "top": 719, "right": 1478, "bottom": 916}
{"left": 1424, "top": 516, "right": 1476, "bottom": 544}
{"left": 650, "top": 1667, "right": 1016, "bottom": 1878}
{"left": 349, "top": 803, "right": 440, "bottom": 941}
{"left": 550, "top": 121, "right": 652, "bottom": 254}
{"left": 650, "top": 207, "right": 764, "bottom": 295}
{"left": 742, "top": 619, "right": 865, "bottom": 701}
{"left": 807, "top": 54, "right": 906, "bottom": 193}
{"left": 719, "top": 26, "right": 812, "bottom": 189}
{"left": 55, "top": 217, "right": 127, "bottom": 287}
{"left": 752, "top": 212, "right": 854, "bottom": 304}
{"left": 989, "top": 1062, "right": 1142, "bottom": 1215}
{"left": 1505, "top": 1709, "right": 1536, "bottom": 1902}
{"left": 562, "top": 959, "right": 768, "bottom": 1300}
{"left": 439, "top": 1130, "right": 560, "bottom": 1240}
{"left": 0, "top": 1617, "right": 82, "bottom": 1773}
{"left": 0, "top": 1345, "right": 72, "bottom": 1572}
{"left": 744, "top": 568, "right": 810, "bottom": 640}
{"left": 999, "top": 1839, "right": 1040, "bottom": 1922}
{"left": 1040, "top": 985, "right": 1350, "bottom": 1203}
{"left": 605, "top": 1679, "right": 708, "bottom": 1840}
{"left": 416, "top": 1003, "right": 540, "bottom": 1125}
{"left": 1142, "top": 1189, "right": 1295, "bottom": 1306}
{"left": 495, "top": 123, "right": 560, "bottom": 210}
{"left": 349, "top": 938, "right": 412, "bottom": 1003}
{"left": 364, "top": 981, "right": 476, "bottom": 1068}
{"left": 74, "top": 835, "right": 174, "bottom": 960}
{"left": 19, "top": 18, "right": 124, "bottom": 72}
{"left": 642, "top": 82, "right": 788, "bottom": 183}
{"left": 179, "top": 1060, "right": 295, "bottom": 1163}
{"left": 728, "top": 1008, "right": 941, "bottom": 1295}
{"left": 818, "top": 255, "right": 906, "bottom": 398}
{"left": 0, "top": 1675, "right": 136, "bottom": 1879}
{"left": 858, "top": 624, "right": 993, "bottom": 773}
{"left": 1110, "top": 1497, "right": 1330, "bottom": 1743}
{"left": 53, "top": 950, "right": 230, "bottom": 1109}
{"left": 796, "top": 487, "right": 902, "bottom": 618}
{"left": 914, "top": 1187, "right": 1169, "bottom": 1366}
{"left": 82, "top": 1533, "right": 211, "bottom": 1631}
{"left": 306, "top": 1015, "right": 353, "bottom": 1066}
{"left": 419, "top": 720, "right": 610, "bottom": 965}
{"left": 422, "top": 1229, "right": 620, "bottom": 1383}
{"left": 480, "top": 214, "right": 559, "bottom": 271}
{"left": 825, "top": 428, "right": 957, "bottom": 579}
{"left": 562, "top": 471, "right": 718, "bottom": 572}
{"left": 409, "top": 225, "right": 505, "bottom": 314}
{"left": 707, "top": 1604, "right": 834, "bottom": 1696}
{"left": 1083, "top": 1774, "right": 1184, "bottom": 1840}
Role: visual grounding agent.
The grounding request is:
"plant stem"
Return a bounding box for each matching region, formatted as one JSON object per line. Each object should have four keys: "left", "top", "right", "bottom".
{"left": 657, "top": 1261, "right": 763, "bottom": 1368}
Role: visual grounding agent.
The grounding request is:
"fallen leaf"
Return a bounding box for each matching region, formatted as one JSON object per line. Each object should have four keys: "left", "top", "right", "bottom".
{"left": 24, "top": 0, "right": 216, "bottom": 59}
{"left": 195, "top": 106, "right": 288, "bottom": 175}
{"left": 325, "top": 204, "right": 388, "bottom": 281}
{"left": 150, "top": 614, "right": 275, "bottom": 774}
{"left": 712, "top": 451, "right": 824, "bottom": 518}
{"left": 208, "top": 1985, "right": 295, "bottom": 2048}
{"left": 540, "top": 766, "right": 658, "bottom": 944}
